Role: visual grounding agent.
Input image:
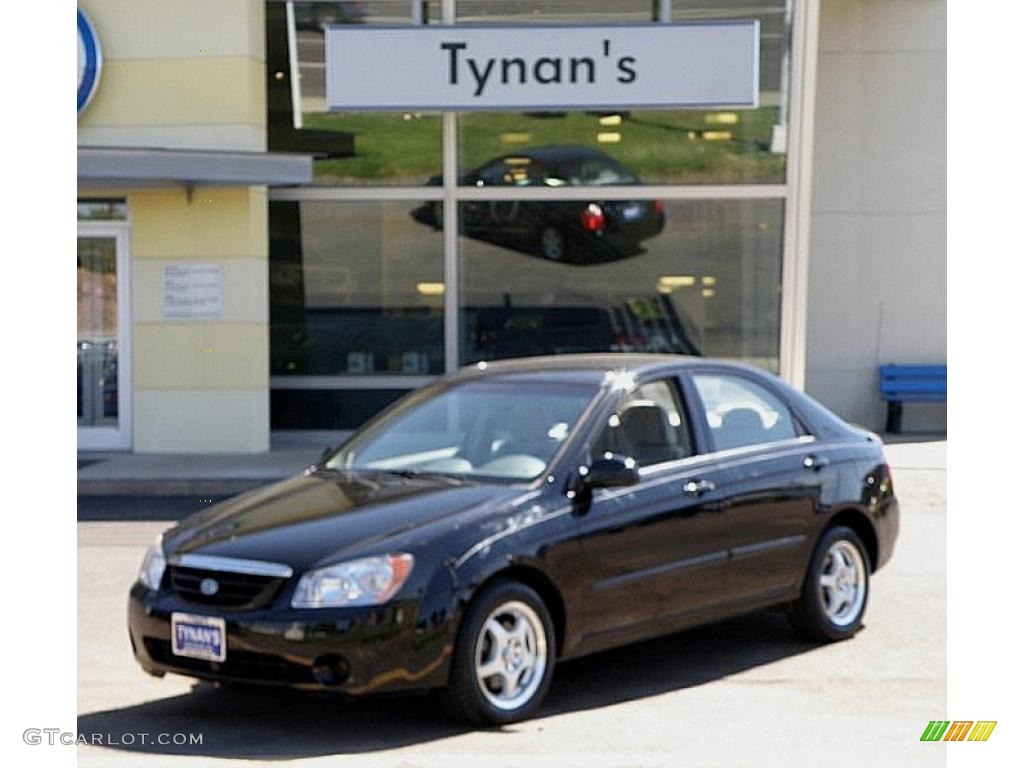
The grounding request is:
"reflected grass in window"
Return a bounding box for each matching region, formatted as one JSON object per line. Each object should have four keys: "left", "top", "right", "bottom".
{"left": 304, "top": 112, "right": 443, "bottom": 184}
{"left": 459, "top": 108, "right": 785, "bottom": 185}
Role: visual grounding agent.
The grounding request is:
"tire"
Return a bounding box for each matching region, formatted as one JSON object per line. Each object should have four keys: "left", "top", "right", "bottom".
{"left": 789, "top": 525, "right": 871, "bottom": 642}
{"left": 441, "top": 579, "right": 556, "bottom": 725}
{"left": 538, "top": 227, "right": 567, "bottom": 262}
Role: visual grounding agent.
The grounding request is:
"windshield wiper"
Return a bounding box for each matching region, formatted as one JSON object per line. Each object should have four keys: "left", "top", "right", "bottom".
{"left": 365, "top": 468, "right": 471, "bottom": 484}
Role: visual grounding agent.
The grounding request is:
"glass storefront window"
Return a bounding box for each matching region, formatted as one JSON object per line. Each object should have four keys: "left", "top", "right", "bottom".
{"left": 269, "top": 1, "right": 789, "bottom": 186}
{"left": 272, "top": 388, "right": 411, "bottom": 430}
{"left": 267, "top": 1, "right": 796, "bottom": 431}
{"left": 270, "top": 200, "right": 445, "bottom": 376}
{"left": 78, "top": 237, "right": 120, "bottom": 427}
{"left": 78, "top": 199, "right": 127, "bottom": 220}
{"left": 267, "top": 2, "right": 444, "bottom": 184}
{"left": 456, "top": 1, "right": 654, "bottom": 24}
{"left": 456, "top": 198, "right": 784, "bottom": 371}
{"left": 455, "top": 1, "right": 789, "bottom": 185}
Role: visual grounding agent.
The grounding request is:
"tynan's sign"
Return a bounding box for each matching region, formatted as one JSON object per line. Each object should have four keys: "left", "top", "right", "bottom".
{"left": 326, "top": 23, "right": 759, "bottom": 112}
{"left": 77, "top": 7, "right": 102, "bottom": 115}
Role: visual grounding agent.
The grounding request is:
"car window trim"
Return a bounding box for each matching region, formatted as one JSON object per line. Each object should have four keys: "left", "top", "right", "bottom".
{"left": 586, "top": 436, "right": 822, "bottom": 505}
{"left": 635, "top": 434, "right": 818, "bottom": 480}
{"left": 594, "top": 437, "right": 825, "bottom": 502}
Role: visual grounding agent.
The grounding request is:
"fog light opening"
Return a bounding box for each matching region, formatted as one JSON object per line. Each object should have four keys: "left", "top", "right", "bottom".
{"left": 312, "top": 654, "right": 350, "bottom": 686}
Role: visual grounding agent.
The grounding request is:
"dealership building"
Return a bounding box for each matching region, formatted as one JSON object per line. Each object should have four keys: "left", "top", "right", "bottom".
{"left": 77, "top": 0, "right": 945, "bottom": 453}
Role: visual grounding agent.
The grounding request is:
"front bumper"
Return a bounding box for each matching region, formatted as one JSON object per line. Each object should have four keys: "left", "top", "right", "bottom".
{"left": 127, "top": 583, "right": 455, "bottom": 695}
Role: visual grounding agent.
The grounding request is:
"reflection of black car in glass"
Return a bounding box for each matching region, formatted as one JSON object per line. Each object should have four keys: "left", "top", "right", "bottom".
{"left": 411, "top": 146, "right": 665, "bottom": 264}
{"left": 130, "top": 355, "right": 898, "bottom": 726}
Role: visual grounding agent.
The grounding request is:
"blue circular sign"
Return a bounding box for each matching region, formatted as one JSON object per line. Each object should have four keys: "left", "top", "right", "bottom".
{"left": 77, "top": 8, "right": 102, "bottom": 115}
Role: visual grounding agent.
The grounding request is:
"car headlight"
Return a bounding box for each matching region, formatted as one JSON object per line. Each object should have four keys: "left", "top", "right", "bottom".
{"left": 291, "top": 554, "right": 414, "bottom": 609}
{"left": 137, "top": 541, "right": 166, "bottom": 591}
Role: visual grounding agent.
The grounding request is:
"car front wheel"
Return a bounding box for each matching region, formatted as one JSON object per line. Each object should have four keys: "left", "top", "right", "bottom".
{"left": 790, "top": 525, "right": 870, "bottom": 642}
{"left": 441, "top": 579, "right": 556, "bottom": 725}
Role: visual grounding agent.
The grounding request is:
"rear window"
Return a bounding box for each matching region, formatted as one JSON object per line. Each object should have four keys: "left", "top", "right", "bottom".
{"left": 692, "top": 373, "right": 802, "bottom": 452}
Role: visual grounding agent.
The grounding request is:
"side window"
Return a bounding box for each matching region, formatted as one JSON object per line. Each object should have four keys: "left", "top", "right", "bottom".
{"left": 592, "top": 379, "right": 693, "bottom": 468}
{"left": 477, "top": 161, "right": 513, "bottom": 186}
{"left": 692, "top": 373, "right": 802, "bottom": 452}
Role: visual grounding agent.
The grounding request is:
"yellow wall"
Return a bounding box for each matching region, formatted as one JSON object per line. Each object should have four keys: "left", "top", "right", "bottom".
{"left": 129, "top": 187, "right": 270, "bottom": 452}
{"left": 78, "top": 0, "right": 271, "bottom": 452}
{"left": 78, "top": 0, "right": 266, "bottom": 151}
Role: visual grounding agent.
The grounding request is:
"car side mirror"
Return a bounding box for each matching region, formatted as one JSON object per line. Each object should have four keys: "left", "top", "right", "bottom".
{"left": 583, "top": 455, "right": 640, "bottom": 489}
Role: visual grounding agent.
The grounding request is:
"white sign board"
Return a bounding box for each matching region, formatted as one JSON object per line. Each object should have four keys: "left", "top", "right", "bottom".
{"left": 161, "top": 264, "right": 223, "bottom": 319}
{"left": 326, "top": 23, "right": 759, "bottom": 111}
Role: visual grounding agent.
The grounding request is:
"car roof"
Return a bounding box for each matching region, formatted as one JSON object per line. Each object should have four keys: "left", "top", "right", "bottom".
{"left": 448, "top": 353, "right": 712, "bottom": 386}
{"left": 441, "top": 354, "right": 859, "bottom": 441}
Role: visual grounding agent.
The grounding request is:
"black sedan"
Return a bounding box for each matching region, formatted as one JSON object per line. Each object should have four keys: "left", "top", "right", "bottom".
{"left": 129, "top": 354, "right": 898, "bottom": 725}
{"left": 410, "top": 145, "right": 665, "bottom": 264}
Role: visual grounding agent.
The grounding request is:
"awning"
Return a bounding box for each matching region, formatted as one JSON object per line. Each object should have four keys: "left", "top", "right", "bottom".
{"left": 78, "top": 147, "right": 313, "bottom": 188}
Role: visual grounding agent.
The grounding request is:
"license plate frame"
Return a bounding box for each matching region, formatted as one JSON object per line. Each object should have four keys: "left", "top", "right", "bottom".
{"left": 171, "top": 612, "right": 226, "bottom": 662}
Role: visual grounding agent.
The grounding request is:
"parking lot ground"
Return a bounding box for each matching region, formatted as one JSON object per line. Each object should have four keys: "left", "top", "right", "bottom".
{"left": 77, "top": 439, "right": 945, "bottom": 768}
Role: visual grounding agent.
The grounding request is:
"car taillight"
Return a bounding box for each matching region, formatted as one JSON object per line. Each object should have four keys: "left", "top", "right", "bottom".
{"left": 580, "top": 203, "right": 605, "bottom": 232}
{"left": 653, "top": 199, "right": 664, "bottom": 214}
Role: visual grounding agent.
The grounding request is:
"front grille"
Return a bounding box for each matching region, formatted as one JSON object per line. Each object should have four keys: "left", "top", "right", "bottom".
{"left": 143, "top": 638, "right": 316, "bottom": 685}
{"left": 168, "top": 566, "right": 283, "bottom": 609}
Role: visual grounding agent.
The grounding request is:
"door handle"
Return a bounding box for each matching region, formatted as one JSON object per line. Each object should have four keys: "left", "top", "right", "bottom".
{"left": 682, "top": 479, "right": 716, "bottom": 497}
{"left": 803, "top": 454, "right": 830, "bottom": 472}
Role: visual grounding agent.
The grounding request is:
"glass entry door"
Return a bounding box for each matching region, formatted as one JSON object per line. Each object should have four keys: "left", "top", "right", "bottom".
{"left": 78, "top": 227, "right": 131, "bottom": 449}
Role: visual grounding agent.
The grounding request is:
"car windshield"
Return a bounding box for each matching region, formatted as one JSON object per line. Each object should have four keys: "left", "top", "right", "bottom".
{"left": 325, "top": 379, "right": 598, "bottom": 482}
{"left": 565, "top": 157, "right": 640, "bottom": 186}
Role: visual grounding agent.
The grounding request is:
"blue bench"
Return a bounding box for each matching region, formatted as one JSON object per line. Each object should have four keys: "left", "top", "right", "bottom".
{"left": 879, "top": 364, "right": 947, "bottom": 433}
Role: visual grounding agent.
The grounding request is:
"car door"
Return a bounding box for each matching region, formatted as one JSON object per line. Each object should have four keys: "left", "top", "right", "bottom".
{"left": 574, "top": 376, "right": 734, "bottom": 645}
{"left": 687, "top": 369, "right": 830, "bottom": 605}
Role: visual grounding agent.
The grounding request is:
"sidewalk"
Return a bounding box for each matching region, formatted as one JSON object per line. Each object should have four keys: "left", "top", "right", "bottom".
{"left": 78, "top": 432, "right": 945, "bottom": 497}
{"left": 77, "top": 431, "right": 349, "bottom": 496}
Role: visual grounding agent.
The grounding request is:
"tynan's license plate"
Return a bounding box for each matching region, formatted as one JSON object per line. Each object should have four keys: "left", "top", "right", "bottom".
{"left": 171, "top": 612, "right": 226, "bottom": 662}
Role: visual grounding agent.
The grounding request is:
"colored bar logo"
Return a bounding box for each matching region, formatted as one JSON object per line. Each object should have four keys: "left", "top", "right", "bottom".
{"left": 921, "top": 721, "right": 997, "bottom": 742}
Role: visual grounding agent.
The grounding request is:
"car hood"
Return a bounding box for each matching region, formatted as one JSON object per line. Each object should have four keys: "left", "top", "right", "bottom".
{"left": 161, "top": 471, "right": 524, "bottom": 571}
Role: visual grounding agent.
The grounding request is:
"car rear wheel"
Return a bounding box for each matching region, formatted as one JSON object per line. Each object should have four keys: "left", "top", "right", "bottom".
{"left": 441, "top": 579, "right": 556, "bottom": 725}
{"left": 789, "top": 525, "right": 870, "bottom": 642}
{"left": 539, "top": 227, "right": 566, "bottom": 261}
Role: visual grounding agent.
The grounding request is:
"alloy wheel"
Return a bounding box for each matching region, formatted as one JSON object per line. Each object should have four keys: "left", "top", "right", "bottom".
{"left": 540, "top": 228, "right": 565, "bottom": 261}
{"left": 818, "top": 539, "right": 867, "bottom": 627}
{"left": 473, "top": 600, "right": 548, "bottom": 711}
